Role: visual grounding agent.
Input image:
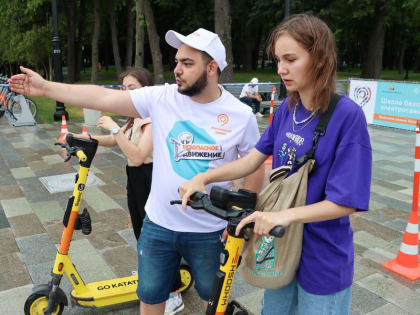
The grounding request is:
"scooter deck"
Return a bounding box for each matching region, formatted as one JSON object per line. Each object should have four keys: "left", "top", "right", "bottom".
{"left": 71, "top": 275, "right": 139, "bottom": 307}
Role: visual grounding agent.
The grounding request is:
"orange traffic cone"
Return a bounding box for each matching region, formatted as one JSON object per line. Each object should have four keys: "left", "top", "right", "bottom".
{"left": 56, "top": 115, "right": 68, "bottom": 143}
{"left": 82, "top": 125, "right": 88, "bottom": 135}
{"left": 268, "top": 86, "right": 276, "bottom": 125}
{"left": 264, "top": 87, "right": 276, "bottom": 166}
{"left": 264, "top": 155, "right": 273, "bottom": 166}
{"left": 382, "top": 121, "right": 420, "bottom": 280}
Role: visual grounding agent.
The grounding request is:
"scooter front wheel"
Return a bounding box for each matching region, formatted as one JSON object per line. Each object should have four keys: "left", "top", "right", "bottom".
{"left": 178, "top": 264, "right": 194, "bottom": 293}
{"left": 24, "top": 293, "right": 64, "bottom": 315}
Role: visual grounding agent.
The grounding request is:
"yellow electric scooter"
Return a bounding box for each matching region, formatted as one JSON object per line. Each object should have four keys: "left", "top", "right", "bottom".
{"left": 171, "top": 186, "right": 285, "bottom": 315}
{"left": 24, "top": 134, "right": 193, "bottom": 315}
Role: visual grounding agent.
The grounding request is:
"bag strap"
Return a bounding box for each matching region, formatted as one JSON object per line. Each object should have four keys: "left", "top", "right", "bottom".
{"left": 293, "top": 93, "right": 341, "bottom": 170}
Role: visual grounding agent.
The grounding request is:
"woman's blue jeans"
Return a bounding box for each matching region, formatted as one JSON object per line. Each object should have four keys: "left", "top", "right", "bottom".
{"left": 262, "top": 277, "right": 352, "bottom": 315}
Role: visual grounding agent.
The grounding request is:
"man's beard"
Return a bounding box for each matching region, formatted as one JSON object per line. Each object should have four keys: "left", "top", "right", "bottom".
{"left": 177, "top": 70, "right": 208, "bottom": 97}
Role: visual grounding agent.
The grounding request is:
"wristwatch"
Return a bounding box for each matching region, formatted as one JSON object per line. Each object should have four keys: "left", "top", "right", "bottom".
{"left": 111, "top": 125, "right": 121, "bottom": 135}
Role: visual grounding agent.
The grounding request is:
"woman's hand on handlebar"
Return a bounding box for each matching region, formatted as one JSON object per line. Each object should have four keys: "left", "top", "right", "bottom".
{"left": 235, "top": 210, "right": 293, "bottom": 237}
{"left": 178, "top": 174, "right": 207, "bottom": 210}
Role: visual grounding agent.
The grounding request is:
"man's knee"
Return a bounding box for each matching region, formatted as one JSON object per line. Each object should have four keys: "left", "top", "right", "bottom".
{"left": 194, "top": 278, "right": 214, "bottom": 301}
{"left": 137, "top": 279, "right": 170, "bottom": 304}
{"left": 140, "top": 300, "right": 166, "bottom": 314}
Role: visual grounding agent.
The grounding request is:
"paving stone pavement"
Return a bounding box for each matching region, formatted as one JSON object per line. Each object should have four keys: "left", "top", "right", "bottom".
{"left": 1, "top": 115, "right": 420, "bottom": 315}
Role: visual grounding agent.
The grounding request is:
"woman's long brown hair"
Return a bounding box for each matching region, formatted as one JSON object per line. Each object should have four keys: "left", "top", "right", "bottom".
{"left": 267, "top": 14, "right": 337, "bottom": 112}
{"left": 119, "top": 68, "right": 154, "bottom": 132}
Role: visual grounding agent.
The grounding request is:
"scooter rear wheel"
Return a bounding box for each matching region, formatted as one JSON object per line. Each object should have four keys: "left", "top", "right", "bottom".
{"left": 24, "top": 293, "right": 64, "bottom": 315}
{"left": 178, "top": 264, "right": 194, "bottom": 293}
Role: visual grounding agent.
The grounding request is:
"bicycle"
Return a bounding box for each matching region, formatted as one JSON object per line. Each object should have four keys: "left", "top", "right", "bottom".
{"left": 0, "top": 81, "right": 37, "bottom": 120}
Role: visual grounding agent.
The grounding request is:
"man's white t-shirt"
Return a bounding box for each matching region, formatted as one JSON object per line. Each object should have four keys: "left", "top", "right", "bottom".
{"left": 239, "top": 83, "right": 259, "bottom": 99}
{"left": 129, "top": 84, "right": 260, "bottom": 232}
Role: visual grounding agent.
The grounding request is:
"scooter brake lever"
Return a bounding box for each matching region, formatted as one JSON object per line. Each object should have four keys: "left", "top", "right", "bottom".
{"left": 54, "top": 142, "right": 68, "bottom": 149}
{"left": 169, "top": 199, "right": 206, "bottom": 210}
{"left": 169, "top": 192, "right": 207, "bottom": 209}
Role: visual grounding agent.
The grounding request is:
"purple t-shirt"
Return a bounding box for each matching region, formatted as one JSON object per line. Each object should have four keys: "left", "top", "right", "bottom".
{"left": 255, "top": 95, "right": 372, "bottom": 295}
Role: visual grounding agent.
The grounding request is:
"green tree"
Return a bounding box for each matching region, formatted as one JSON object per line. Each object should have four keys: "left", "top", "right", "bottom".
{"left": 0, "top": 0, "right": 51, "bottom": 76}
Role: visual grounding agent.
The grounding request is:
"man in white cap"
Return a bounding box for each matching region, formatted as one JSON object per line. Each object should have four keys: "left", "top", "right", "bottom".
{"left": 9, "top": 28, "right": 264, "bottom": 314}
{"left": 239, "top": 77, "right": 263, "bottom": 117}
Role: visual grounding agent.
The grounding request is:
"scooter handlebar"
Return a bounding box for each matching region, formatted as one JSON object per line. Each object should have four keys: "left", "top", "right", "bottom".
{"left": 245, "top": 223, "right": 285, "bottom": 238}
{"left": 170, "top": 192, "right": 285, "bottom": 238}
{"left": 270, "top": 226, "right": 285, "bottom": 237}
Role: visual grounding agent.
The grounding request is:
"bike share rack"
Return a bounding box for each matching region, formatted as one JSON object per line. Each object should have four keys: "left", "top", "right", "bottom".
{"left": 0, "top": 84, "right": 36, "bottom": 127}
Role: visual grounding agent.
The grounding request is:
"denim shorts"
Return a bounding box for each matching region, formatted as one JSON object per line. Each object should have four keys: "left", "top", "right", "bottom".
{"left": 262, "top": 277, "right": 352, "bottom": 315}
{"left": 136, "top": 216, "right": 224, "bottom": 304}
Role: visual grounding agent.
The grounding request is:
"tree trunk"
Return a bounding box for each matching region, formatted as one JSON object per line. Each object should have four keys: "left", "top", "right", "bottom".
{"left": 75, "top": 0, "right": 87, "bottom": 82}
{"left": 125, "top": 0, "right": 135, "bottom": 68}
{"left": 91, "top": 0, "right": 101, "bottom": 84}
{"left": 215, "top": 0, "right": 233, "bottom": 83}
{"left": 64, "top": 0, "right": 76, "bottom": 83}
{"left": 135, "top": 0, "right": 145, "bottom": 67}
{"left": 361, "top": 2, "right": 386, "bottom": 79}
{"left": 143, "top": 0, "right": 164, "bottom": 83}
{"left": 109, "top": 0, "right": 122, "bottom": 76}
{"left": 398, "top": 39, "right": 407, "bottom": 75}
{"left": 243, "top": 46, "right": 253, "bottom": 71}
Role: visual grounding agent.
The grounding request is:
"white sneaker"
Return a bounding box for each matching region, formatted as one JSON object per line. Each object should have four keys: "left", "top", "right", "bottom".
{"left": 164, "top": 293, "right": 184, "bottom": 315}
{"left": 256, "top": 112, "right": 263, "bottom": 117}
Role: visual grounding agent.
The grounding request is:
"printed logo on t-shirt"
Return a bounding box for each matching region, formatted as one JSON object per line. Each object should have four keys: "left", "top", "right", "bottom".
{"left": 277, "top": 141, "right": 297, "bottom": 166}
{"left": 217, "top": 113, "right": 229, "bottom": 126}
{"left": 166, "top": 120, "right": 225, "bottom": 179}
{"left": 170, "top": 132, "right": 224, "bottom": 161}
{"left": 276, "top": 132, "right": 306, "bottom": 167}
{"left": 210, "top": 114, "right": 232, "bottom": 135}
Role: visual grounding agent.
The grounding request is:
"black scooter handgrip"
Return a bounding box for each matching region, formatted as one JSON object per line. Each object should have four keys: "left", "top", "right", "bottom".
{"left": 188, "top": 192, "right": 204, "bottom": 201}
{"left": 270, "top": 226, "right": 285, "bottom": 238}
{"left": 246, "top": 223, "right": 285, "bottom": 238}
{"left": 170, "top": 192, "right": 205, "bottom": 205}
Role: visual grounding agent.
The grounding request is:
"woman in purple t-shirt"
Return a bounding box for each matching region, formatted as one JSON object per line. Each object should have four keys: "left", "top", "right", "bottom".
{"left": 179, "top": 14, "right": 372, "bottom": 315}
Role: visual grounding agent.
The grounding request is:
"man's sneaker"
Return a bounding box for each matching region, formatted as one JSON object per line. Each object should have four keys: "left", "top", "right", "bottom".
{"left": 165, "top": 293, "right": 184, "bottom": 315}
{"left": 256, "top": 112, "right": 263, "bottom": 117}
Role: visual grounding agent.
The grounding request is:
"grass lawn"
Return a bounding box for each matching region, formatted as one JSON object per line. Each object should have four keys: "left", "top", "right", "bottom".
{"left": 33, "top": 67, "right": 420, "bottom": 123}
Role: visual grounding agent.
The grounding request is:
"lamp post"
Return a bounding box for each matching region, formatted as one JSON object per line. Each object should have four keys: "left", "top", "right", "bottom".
{"left": 51, "top": 0, "right": 68, "bottom": 121}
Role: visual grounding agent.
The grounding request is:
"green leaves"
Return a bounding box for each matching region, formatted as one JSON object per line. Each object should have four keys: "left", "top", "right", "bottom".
{"left": 0, "top": 0, "right": 51, "bottom": 67}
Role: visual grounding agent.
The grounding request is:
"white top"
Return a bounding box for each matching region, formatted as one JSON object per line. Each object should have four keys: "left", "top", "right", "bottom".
{"left": 129, "top": 84, "right": 260, "bottom": 232}
{"left": 239, "top": 83, "right": 259, "bottom": 99}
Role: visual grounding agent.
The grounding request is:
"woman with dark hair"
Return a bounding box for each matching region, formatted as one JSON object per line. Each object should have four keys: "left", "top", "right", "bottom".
{"left": 179, "top": 14, "right": 372, "bottom": 315}
{"left": 86, "top": 67, "right": 154, "bottom": 240}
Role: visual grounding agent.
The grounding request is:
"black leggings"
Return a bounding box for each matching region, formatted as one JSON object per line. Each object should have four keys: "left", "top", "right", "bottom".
{"left": 126, "top": 163, "right": 153, "bottom": 240}
{"left": 126, "top": 163, "right": 182, "bottom": 291}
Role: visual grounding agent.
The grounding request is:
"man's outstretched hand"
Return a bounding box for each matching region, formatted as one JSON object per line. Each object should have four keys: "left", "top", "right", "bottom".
{"left": 8, "top": 66, "right": 47, "bottom": 97}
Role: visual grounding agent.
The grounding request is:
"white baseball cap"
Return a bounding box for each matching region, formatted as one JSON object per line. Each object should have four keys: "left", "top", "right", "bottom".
{"left": 165, "top": 28, "right": 228, "bottom": 71}
{"left": 251, "top": 78, "right": 258, "bottom": 84}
